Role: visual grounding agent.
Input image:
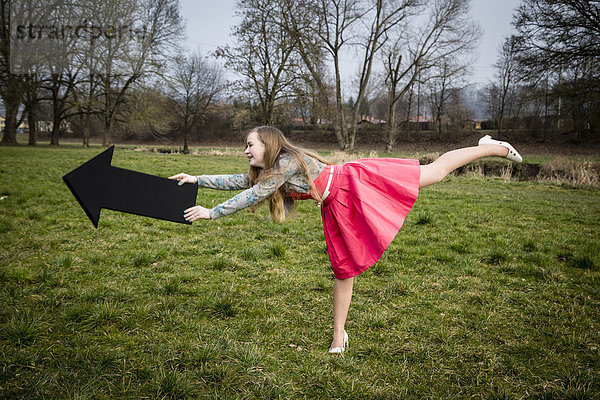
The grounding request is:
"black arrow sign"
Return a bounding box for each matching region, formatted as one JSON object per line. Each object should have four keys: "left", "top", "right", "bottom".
{"left": 63, "top": 146, "right": 197, "bottom": 228}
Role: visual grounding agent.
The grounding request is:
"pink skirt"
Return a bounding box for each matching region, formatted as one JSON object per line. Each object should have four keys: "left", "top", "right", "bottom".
{"left": 317, "top": 159, "right": 421, "bottom": 279}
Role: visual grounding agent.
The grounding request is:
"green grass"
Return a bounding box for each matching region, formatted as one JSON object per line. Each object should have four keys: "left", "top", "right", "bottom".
{"left": 1, "top": 144, "right": 600, "bottom": 399}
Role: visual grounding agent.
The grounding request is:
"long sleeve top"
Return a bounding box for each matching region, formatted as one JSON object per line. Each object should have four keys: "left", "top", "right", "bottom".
{"left": 196, "top": 153, "right": 326, "bottom": 219}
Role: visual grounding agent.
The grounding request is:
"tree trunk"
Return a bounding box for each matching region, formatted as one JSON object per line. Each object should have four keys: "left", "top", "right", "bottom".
{"left": 183, "top": 120, "right": 190, "bottom": 154}
{"left": 333, "top": 54, "right": 349, "bottom": 151}
{"left": 103, "top": 102, "right": 115, "bottom": 147}
{"left": 103, "top": 98, "right": 115, "bottom": 147}
{"left": 349, "top": 100, "right": 363, "bottom": 151}
{"left": 23, "top": 80, "right": 39, "bottom": 145}
{"left": 103, "top": 75, "right": 111, "bottom": 146}
{"left": 0, "top": 57, "right": 26, "bottom": 143}
{"left": 82, "top": 110, "right": 91, "bottom": 147}
{"left": 386, "top": 98, "right": 397, "bottom": 152}
{"left": 334, "top": 108, "right": 348, "bottom": 151}
{"left": 50, "top": 102, "right": 61, "bottom": 146}
{"left": 27, "top": 108, "right": 37, "bottom": 146}
{"left": 264, "top": 101, "right": 273, "bottom": 125}
{"left": 104, "top": 118, "right": 114, "bottom": 147}
{"left": 0, "top": 91, "right": 21, "bottom": 144}
{"left": 83, "top": 73, "right": 95, "bottom": 148}
{"left": 406, "top": 88, "right": 413, "bottom": 135}
{"left": 416, "top": 81, "right": 421, "bottom": 132}
{"left": 498, "top": 90, "right": 506, "bottom": 133}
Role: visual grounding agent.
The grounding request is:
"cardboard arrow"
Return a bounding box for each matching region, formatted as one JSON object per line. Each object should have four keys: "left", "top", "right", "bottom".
{"left": 63, "top": 146, "right": 197, "bottom": 228}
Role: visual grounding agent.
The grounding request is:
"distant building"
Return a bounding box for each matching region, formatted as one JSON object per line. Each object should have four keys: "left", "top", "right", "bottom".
{"left": 400, "top": 115, "right": 430, "bottom": 131}
{"left": 359, "top": 115, "right": 387, "bottom": 124}
{"left": 462, "top": 119, "right": 483, "bottom": 130}
{"left": 408, "top": 115, "right": 429, "bottom": 123}
{"left": 36, "top": 120, "right": 73, "bottom": 134}
{"left": 291, "top": 117, "right": 306, "bottom": 125}
{"left": 0, "top": 115, "right": 29, "bottom": 133}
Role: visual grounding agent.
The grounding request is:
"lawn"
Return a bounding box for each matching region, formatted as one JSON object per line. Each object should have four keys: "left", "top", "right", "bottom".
{"left": 1, "top": 144, "right": 599, "bottom": 399}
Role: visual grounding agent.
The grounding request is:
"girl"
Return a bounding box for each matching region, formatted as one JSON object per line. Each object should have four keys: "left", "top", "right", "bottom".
{"left": 169, "top": 126, "right": 522, "bottom": 353}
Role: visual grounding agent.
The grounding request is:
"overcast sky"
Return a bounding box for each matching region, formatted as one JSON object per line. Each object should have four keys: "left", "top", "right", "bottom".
{"left": 179, "top": 0, "right": 521, "bottom": 87}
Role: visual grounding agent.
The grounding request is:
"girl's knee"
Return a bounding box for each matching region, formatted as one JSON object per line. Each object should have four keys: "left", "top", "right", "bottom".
{"left": 419, "top": 164, "right": 447, "bottom": 188}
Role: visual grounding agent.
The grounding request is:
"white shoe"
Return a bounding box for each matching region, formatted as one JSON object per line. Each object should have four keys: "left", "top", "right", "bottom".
{"left": 478, "top": 135, "right": 523, "bottom": 163}
{"left": 328, "top": 330, "right": 348, "bottom": 354}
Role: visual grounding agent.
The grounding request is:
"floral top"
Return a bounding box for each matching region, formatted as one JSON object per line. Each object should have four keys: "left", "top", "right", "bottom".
{"left": 197, "top": 153, "right": 326, "bottom": 219}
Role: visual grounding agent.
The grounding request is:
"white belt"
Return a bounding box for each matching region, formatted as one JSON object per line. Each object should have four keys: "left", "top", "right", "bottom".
{"left": 321, "top": 165, "right": 335, "bottom": 202}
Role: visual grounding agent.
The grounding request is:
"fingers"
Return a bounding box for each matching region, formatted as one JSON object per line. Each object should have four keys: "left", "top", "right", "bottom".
{"left": 168, "top": 173, "right": 185, "bottom": 180}
{"left": 183, "top": 206, "right": 195, "bottom": 221}
{"left": 184, "top": 206, "right": 210, "bottom": 222}
{"left": 169, "top": 173, "right": 197, "bottom": 186}
{"left": 184, "top": 205, "right": 196, "bottom": 214}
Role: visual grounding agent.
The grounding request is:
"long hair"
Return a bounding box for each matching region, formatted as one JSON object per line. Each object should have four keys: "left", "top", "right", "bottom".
{"left": 247, "top": 126, "right": 329, "bottom": 223}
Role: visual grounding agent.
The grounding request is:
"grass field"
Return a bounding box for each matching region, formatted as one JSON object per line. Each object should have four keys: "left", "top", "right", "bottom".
{"left": 1, "top": 144, "right": 599, "bottom": 399}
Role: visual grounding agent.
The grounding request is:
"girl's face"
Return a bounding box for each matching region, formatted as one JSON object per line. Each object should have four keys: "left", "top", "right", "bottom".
{"left": 245, "top": 131, "right": 266, "bottom": 168}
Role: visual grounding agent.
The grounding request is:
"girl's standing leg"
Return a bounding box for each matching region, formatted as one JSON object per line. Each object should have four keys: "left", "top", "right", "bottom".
{"left": 419, "top": 143, "right": 509, "bottom": 188}
{"left": 332, "top": 277, "right": 354, "bottom": 348}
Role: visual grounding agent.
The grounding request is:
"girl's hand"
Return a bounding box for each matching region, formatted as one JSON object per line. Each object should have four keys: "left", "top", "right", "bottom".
{"left": 169, "top": 173, "right": 198, "bottom": 185}
{"left": 184, "top": 205, "right": 211, "bottom": 222}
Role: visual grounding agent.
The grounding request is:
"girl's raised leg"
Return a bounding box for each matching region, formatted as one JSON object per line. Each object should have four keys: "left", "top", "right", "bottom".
{"left": 419, "top": 143, "right": 509, "bottom": 189}
{"left": 331, "top": 277, "right": 354, "bottom": 349}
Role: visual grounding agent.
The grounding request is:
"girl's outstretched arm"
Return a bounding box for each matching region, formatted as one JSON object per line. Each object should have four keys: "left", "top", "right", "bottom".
{"left": 169, "top": 172, "right": 251, "bottom": 190}
{"left": 173, "top": 154, "right": 302, "bottom": 221}
{"left": 170, "top": 171, "right": 273, "bottom": 220}
{"left": 196, "top": 174, "right": 250, "bottom": 190}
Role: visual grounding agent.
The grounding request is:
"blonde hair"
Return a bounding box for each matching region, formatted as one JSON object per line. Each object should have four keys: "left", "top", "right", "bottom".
{"left": 247, "top": 126, "right": 329, "bottom": 223}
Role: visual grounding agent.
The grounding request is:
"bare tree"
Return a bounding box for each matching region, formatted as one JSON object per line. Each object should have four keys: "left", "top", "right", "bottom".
{"left": 278, "top": 0, "right": 335, "bottom": 132}
{"left": 1, "top": 0, "right": 181, "bottom": 145}
{"left": 513, "top": 0, "right": 600, "bottom": 76}
{"left": 445, "top": 88, "right": 474, "bottom": 130}
{"left": 167, "top": 52, "right": 224, "bottom": 153}
{"left": 276, "top": 0, "right": 419, "bottom": 150}
{"left": 92, "top": 0, "right": 182, "bottom": 146}
{"left": 427, "top": 58, "right": 470, "bottom": 133}
{"left": 345, "top": 0, "right": 418, "bottom": 150}
{"left": 2, "top": 0, "right": 87, "bottom": 145}
{"left": 287, "top": 74, "right": 320, "bottom": 128}
{"left": 311, "top": 0, "right": 365, "bottom": 149}
{"left": 382, "top": 0, "right": 480, "bottom": 151}
{"left": 0, "top": 0, "right": 52, "bottom": 143}
{"left": 70, "top": 70, "right": 102, "bottom": 147}
{"left": 491, "top": 35, "right": 522, "bottom": 133}
{"left": 122, "top": 85, "right": 177, "bottom": 142}
{"left": 23, "top": 75, "right": 42, "bottom": 145}
{"left": 513, "top": 0, "right": 600, "bottom": 136}
{"left": 217, "top": 0, "right": 299, "bottom": 125}
{"left": 20, "top": 59, "right": 46, "bottom": 145}
{"left": 0, "top": 1, "right": 18, "bottom": 144}
{"left": 46, "top": 70, "right": 81, "bottom": 145}
{"left": 70, "top": 23, "right": 105, "bottom": 148}
{"left": 43, "top": 2, "right": 86, "bottom": 145}
{"left": 482, "top": 82, "right": 500, "bottom": 127}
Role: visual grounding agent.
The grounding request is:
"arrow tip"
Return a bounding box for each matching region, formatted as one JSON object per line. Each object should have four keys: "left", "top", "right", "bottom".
{"left": 63, "top": 146, "right": 115, "bottom": 228}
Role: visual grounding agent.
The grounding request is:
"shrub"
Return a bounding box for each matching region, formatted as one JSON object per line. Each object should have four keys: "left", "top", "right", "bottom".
{"left": 539, "top": 158, "right": 600, "bottom": 186}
